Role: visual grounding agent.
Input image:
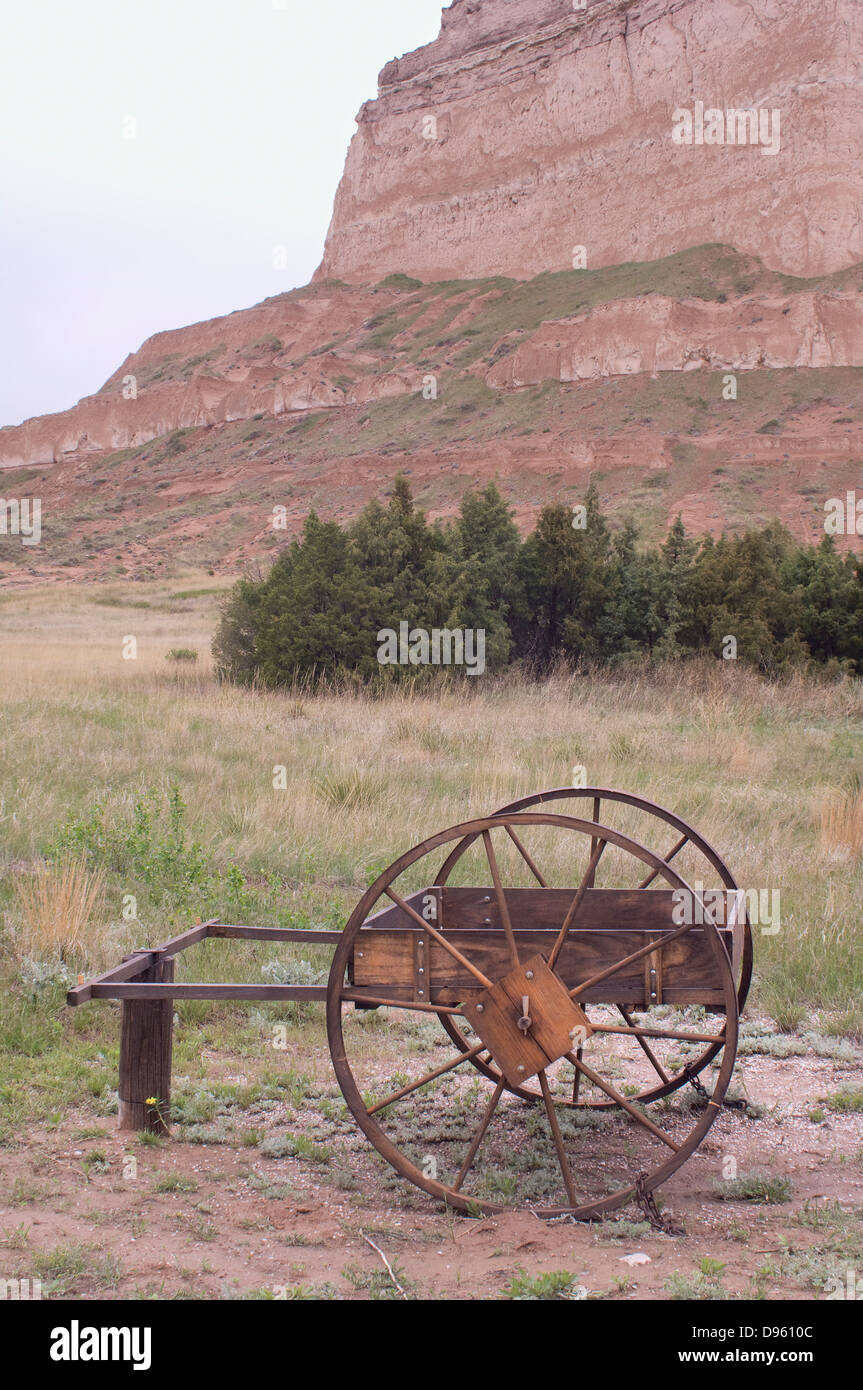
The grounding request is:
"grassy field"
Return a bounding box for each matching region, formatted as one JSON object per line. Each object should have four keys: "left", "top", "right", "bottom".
{"left": 0, "top": 579, "right": 862, "bottom": 1297}
{"left": 2, "top": 579, "right": 862, "bottom": 1013}
{"left": 1, "top": 574, "right": 862, "bottom": 1117}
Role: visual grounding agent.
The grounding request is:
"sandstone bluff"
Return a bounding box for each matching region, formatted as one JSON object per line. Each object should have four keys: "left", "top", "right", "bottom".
{"left": 317, "top": 0, "right": 863, "bottom": 283}
{"left": 1, "top": 0, "right": 861, "bottom": 583}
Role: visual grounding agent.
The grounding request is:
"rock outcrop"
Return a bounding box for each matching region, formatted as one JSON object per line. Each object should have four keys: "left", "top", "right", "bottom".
{"left": 4, "top": 275, "right": 863, "bottom": 472}
{"left": 486, "top": 292, "right": 863, "bottom": 389}
{"left": 317, "top": 0, "right": 863, "bottom": 283}
{"left": 0, "top": 285, "right": 409, "bottom": 469}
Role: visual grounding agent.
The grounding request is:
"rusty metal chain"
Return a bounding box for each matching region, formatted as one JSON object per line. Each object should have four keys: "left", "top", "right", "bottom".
{"left": 634, "top": 1171, "right": 686, "bottom": 1236}
{"left": 686, "top": 1068, "right": 749, "bottom": 1111}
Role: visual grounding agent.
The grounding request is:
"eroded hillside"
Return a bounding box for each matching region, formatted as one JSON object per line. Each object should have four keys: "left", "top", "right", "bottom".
{"left": 1, "top": 247, "right": 862, "bottom": 585}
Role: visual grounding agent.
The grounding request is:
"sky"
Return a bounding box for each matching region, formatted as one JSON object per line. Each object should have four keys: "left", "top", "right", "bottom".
{"left": 0, "top": 0, "right": 446, "bottom": 427}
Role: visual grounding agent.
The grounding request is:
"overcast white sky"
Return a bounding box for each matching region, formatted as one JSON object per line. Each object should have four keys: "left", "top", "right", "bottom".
{"left": 0, "top": 0, "right": 446, "bottom": 427}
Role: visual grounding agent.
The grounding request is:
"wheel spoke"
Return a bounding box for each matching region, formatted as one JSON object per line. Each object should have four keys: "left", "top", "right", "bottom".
{"left": 548, "top": 838, "right": 607, "bottom": 971}
{"left": 592, "top": 1022, "right": 725, "bottom": 1046}
{"left": 586, "top": 796, "right": 602, "bottom": 889}
{"left": 503, "top": 823, "right": 548, "bottom": 887}
{"left": 343, "top": 990, "right": 463, "bottom": 1016}
{"left": 571, "top": 1002, "right": 594, "bottom": 1103}
{"left": 384, "top": 886, "right": 493, "bottom": 989}
{"left": 368, "top": 1043, "right": 489, "bottom": 1116}
{"left": 619, "top": 1006, "right": 670, "bottom": 1084}
{"left": 482, "top": 830, "right": 520, "bottom": 970}
{"left": 453, "top": 1077, "right": 506, "bottom": 1192}
{"left": 566, "top": 1051, "right": 680, "bottom": 1151}
{"left": 638, "top": 834, "right": 689, "bottom": 889}
{"left": 571, "top": 1047, "right": 584, "bottom": 1104}
{"left": 538, "top": 1069, "right": 579, "bottom": 1207}
{"left": 569, "top": 919, "right": 694, "bottom": 999}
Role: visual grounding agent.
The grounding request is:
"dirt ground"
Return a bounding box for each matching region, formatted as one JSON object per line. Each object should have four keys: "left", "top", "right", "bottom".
{"left": 2, "top": 1040, "right": 861, "bottom": 1302}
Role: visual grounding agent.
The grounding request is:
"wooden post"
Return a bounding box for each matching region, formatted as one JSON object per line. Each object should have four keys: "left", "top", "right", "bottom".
{"left": 118, "top": 955, "right": 174, "bottom": 1133}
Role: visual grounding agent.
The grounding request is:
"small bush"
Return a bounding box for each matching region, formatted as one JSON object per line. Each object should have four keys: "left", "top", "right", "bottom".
{"left": 314, "top": 771, "right": 387, "bottom": 812}
{"left": 259, "top": 1132, "right": 331, "bottom": 1163}
{"left": 180, "top": 1123, "right": 235, "bottom": 1146}
{"left": 820, "top": 1087, "right": 863, "bottom": 1114}
{"left": 153, "top": 1174, "right": 199, "bottom": 1193}
{"left": 713, "top": 1173, "right": 793, "bottom": 1204}
{"left": 597, "top": 1219, "right": 652, "bottom": 1241}
{"left": 665, "top": 1270, "right": 731, "bottom": 1300}
{"left": 33, "top": 1243, "right": 120, "bottom": 1294}
{"left": 50, "top": 784, "right": 210, "bottom": 910}
{"left": 503, "top": 1268, "right": 588, "bottom": 1300}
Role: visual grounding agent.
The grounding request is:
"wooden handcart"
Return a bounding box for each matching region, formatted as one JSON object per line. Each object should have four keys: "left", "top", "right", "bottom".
{"left": 68, "top": 788, "right": 752, "bottom": 1221}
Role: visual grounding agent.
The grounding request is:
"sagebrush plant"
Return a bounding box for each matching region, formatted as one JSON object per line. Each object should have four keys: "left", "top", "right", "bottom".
{"left": 665, "top": 1258, "right": 732, "bottom": 1301}
{"left": 12, "top": 857, "right": 106, "bottom": 964}
{"left": 713, "top": 1172, "right": 793, "bottom": 1203}
{"left": 503, "top": 1268, "right": 588, "bottom": 1300}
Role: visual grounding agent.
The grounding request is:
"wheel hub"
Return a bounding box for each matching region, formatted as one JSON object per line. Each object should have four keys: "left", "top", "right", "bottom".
{"left": 462, "top": 953, "right": 593, "bottom": 1088}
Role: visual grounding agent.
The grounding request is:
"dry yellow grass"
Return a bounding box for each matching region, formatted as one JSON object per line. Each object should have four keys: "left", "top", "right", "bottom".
{"left": 13, "top": 857, "right": 106, "bottom": 962}
{"left": 819, "top": 787, "right": 863, "bottom": 857}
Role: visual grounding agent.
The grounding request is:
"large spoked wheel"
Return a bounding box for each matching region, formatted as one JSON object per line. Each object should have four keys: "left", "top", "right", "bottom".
{"left": 327, "top": 813, "right": 739, "bottom": 1220}
{"left": 434, "top": 788, "right": 751, "bottom": 1108}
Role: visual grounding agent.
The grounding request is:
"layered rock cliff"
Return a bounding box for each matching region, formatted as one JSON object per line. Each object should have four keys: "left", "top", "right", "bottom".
{"left": 4, "top": 276, "right": 863, "bottom": 471}
{"left": 317, "top": 0, "right": 863, "bottom": 283}
{"left": 487, "top": 291, "right": 863, "bottom": 388}
{"left": 2, "top": 0, "right": 862, "bottom": 585}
